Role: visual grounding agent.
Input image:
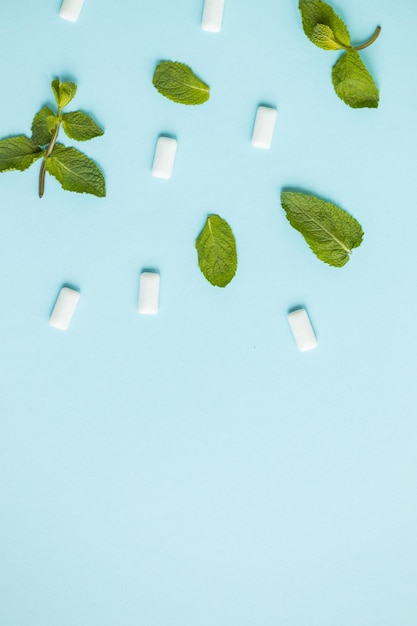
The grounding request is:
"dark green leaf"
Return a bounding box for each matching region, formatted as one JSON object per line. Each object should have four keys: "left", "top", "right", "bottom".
{"left": 332, "top": 50, "right": 379, "bottom": 108}
{"left": 152, "top": 61, "right": 210, "bottom": 105}
{"left": 281, "top": 191, "right": 363, "bottom": 267}
{"left": 45, "top": 143, "right": 105, "bottom": 197}
{"left": 31, "top": 106, "right": 58, "bottom": 146}
{"left": 61, "top": 111, "right": 104, "bottom": 141}
{"left": 195, "top": 214, "right": 237, "bottom": 287}
{"left": 0, "top": 136, "right": 43, "bottom": 172}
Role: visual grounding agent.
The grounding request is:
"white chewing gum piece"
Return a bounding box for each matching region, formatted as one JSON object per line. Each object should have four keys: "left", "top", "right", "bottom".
{"left": 138, "top": 273, "right": 160, "bottom": 315}
{"left": 49, "top": 287, "right": 80, "bottom": 331}
{"left": 287, "top": 309, "right": 318, "bottom": 352}
{"left": 151, "top": 137, "right": 177, "bottom": 179}
{"left": 201, "top": 0, "right": 225, "bottom": 32}
{"left": 59, "top": 0, "right": 85, "bottom": 22}
{"left": 251, "top": 106, "right": 277, "bottom": 149}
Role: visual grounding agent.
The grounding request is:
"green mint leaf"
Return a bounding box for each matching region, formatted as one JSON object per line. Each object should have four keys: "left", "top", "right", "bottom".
{"left": 299, "top": 0, "right": 351, "bottom": 48}
{"left": 51, "top": 78, "right": 77, "bottom": 109}
{"left": 0, "top": 136, "right": 43, "bottom": 172}
{"left": 280, "top": 191, "right": 363, "bottom": 268}
{"left": 45, "top": 144, "right": 105, "bottom": 197}
{"left": 332, "top": 50, "right": 379, "bottom": 108}
{"left": 311, "top": 23, "right": 344, "bottom": 50}
{"left": 31, "top": 106, "right": 58, "bottom": 146}
{"left": 152, "top": 61, "right": 210, "bottom": 105}
{"left": 195, "top": 214, "right": 237, "bottom": 287}
{"left": 62, "top": 111, "right": 104, "bottom": 141}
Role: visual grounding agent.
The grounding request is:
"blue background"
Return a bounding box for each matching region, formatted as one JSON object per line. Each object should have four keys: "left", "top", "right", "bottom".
{"left": 1, "top": 1, "right": 416, "bottom": 624}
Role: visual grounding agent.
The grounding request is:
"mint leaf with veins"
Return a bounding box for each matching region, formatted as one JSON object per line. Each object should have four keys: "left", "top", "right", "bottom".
{"left": 196, "top": 215, "right": 237, "bottom": 287}
{"left": 298, "top": 0, "right": 381, "bottom": 108}
{"left": 45, "top": 144, "right": 105, "bottom": 197}
{"left": 0, "top": 136, "right": 43, "bottom": 172}
{"left": 62, "top": 111, "right": 104, "bottom": 141}
{"left": 152, "top": 61, "right": 210, "bottom": 105}
{"left": 281, "top": 190, "right": 364, "bottom": 268}
{"left": 31, "top": 106, "right": 58, "bottom": 146}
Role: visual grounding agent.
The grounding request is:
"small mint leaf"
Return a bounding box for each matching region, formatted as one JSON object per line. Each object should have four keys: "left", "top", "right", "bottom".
{"left": 51, "top": 78, "right": 77, "bottom": 109}
{"left": 45, "top": 144, "right": 105, "bottom": 197}
{"left": 281, "top": 190, "right": 363, "bottom": 267}
{"left": 299, "top": 0, "right": 351, "bottom": 48}
{"left": 311, "top": 23, "right": 344, "bottom": 50}
{"left": 332, "top": 50, "right": 379, "bottom": 108}
{"left": 0, "top": 136, "right": 43, "bottom": 172}
{"left": 152, "top": 61, "right": 210, "bottom": 105}
{"left": 31, "top": 106, "right": 58, "bottom": 146}
{"left": 61, "top": 111, "right": 104, "bottom": 141}
{"left": 195, "top": 214, "right": 237, "bottom": 287}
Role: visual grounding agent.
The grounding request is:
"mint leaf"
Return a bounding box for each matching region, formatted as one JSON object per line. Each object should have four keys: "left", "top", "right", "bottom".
{"left": 280, "top": 191, "right": 363, "bottom": 267}
{"left": 311, "top": 23, "right": 344, "bottom": 50}
{"left": 31, "top": 106, "right": 58, "bottom": 146}
{"left": 51, "top": 78, "right": 77, "bottom": 109}
{"left": 62, "top": 111, "right": 104, "bottom": 141}
{"left": 299, "top": 0, "right": 350, "bottom": 48}
{"left": 195, "top": 215, "right": 237, "bottom": 287}
{"left": 45, "top": 144, "right": 105, "bottom": 197}
{"left": 152, "top": 61, "right": 210, "bottom": 105}
{"left": 0, "top": 136, "right": 43, "bottom": 172}
{"left": 332, "top": 50, "right": 379, "bottom": 108}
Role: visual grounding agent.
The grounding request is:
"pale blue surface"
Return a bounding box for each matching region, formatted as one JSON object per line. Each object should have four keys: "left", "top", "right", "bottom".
{"left": 0, "top": 1, "right": 417, "bottom": 625}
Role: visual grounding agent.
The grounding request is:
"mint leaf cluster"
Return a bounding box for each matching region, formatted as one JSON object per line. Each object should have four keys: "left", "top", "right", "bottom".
{"left": 0, "top": 78, "right": 105, "bottom": 198}
{"left": 299, "top": 0, "right": 380, "bottom": 108}
{"left": 152, "top": 61, "right": 210, "bottom": 105}
{"left": 281, "top": 190, "right": 364, "bottom": 267}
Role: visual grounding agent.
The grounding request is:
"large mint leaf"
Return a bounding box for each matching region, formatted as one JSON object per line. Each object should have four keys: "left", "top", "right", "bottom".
{"left": 62, "top": 111, "right": 104, "bottom": 141}
{"left": 31, "top": 106, "right": 58, "bottom": 146}
{"left": 0, "top": 136, "right": 43, "bottom": 172}
{"left": 299, "top": 0, "right": 350, "bottom": 49}
{"left": 332, "top": 50, "right": 379, "bottom": 108}
{"left": 51, "top": 78, "right": 77, "bottom": 109}
{"left": 45, "top": 144, "right": 105, "bottom": 197}
{"left": 281, "top": 191, "right": 363, "bottom": 267}
{"left": 152, "top": 61, "right": 210, "bottom": 105}
{"left": 195, "top": 214, "right": 237, "bottom": 287}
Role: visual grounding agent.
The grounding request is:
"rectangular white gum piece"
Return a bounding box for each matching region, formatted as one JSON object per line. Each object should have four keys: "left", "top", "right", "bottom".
{"left": 287, "top": 308, "right": 318, "bottom": 352}
{"left": 151, "top": 137, "right": 177, "bottom": 179}
{"left": 251, "top": 106, "right": 277, "bottom": 149}
{"left": 59, "top": 0, "right": 85, "bottom": 22}
{"left": 201, "top": 0, "right": 225, "bottom": 32}
{"left": 49, "top": 287, "right": 80, "bottom": 330}
{"left": 138, "top": 272, "right": 160, "bottom": 315}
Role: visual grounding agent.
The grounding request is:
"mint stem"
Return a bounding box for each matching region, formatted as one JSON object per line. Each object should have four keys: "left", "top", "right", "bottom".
{"left": 352, "top": 26, "right": 381, "bottom": 50}
{"left": 39, "top": 110, "right": 61, "bottom": 198}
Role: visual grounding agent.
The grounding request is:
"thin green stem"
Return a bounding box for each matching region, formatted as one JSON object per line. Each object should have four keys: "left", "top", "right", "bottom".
{"left": 39, "top": 108, "right": 62, "bottom": 198}
{"left": 351, "top": 26, "right": 381, "bottom": 51}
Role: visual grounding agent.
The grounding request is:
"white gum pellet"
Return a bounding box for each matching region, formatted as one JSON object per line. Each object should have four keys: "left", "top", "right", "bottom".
{"left": 151, "top": 137, "right": 177, "bottom": 179}
{"left": 287, "top": 309, "right": 318, "bottom": 352}
{"left": 201, "top": 0, "right": 225, "bottom": 32}
{"left": 49, "top": 287, "right": 80, "bottom": 331}
{"left": 59, "top": 0, "right": 85, "bottom": 22}
{"left": 138, "top": 272, "right": 160, "bottom": 315}
{"left": 251, "top": 106, "right": 277, "bottom": 149}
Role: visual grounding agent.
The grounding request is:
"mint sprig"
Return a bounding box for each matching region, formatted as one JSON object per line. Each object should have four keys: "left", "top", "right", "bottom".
{"left": 0, "top": 78, "right": 105, "bottom": 198}
{"left": 299, "top": 0, "right": 380, "bottom": 108}
{"left": 152, "top": 61, "right": 210, "bottom": 105}
{"left": 195, "top": 215, "right": 237, "bottom": 287}
{"left": 281, "top": 190, "right": 364, "bottom": 267}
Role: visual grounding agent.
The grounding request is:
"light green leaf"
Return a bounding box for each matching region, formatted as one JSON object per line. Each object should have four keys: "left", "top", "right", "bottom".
{"left": 332, "top": 50, "right": 379, "bottom": 108}
{"left": 62, "top": 111, "right": 104, "bottom": 141}
{"left": 51, "top": 78, "right": 77, "bottom": 109}
{"left": 31, "top": 106, "right": 58, "bottom": 146}
{"left": 299, "top": 0, "right": 350, "bottom": 48}
{"left": 311, "top": 23, "right": 344, "bottom": 50}
{"left": 45, "top": 143, "right": 105, "bottom": 197}
{"left": 195, "top": 215, "right": 237, "bottom": 287}
{"left": 280, "top": 191, "right": 363, "bottom": 267}
{"left": 152, "top": 61, "right": 210, "bottom": 105}
{"left": 0, "top": 136, "right": 43, "bottom": 172}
